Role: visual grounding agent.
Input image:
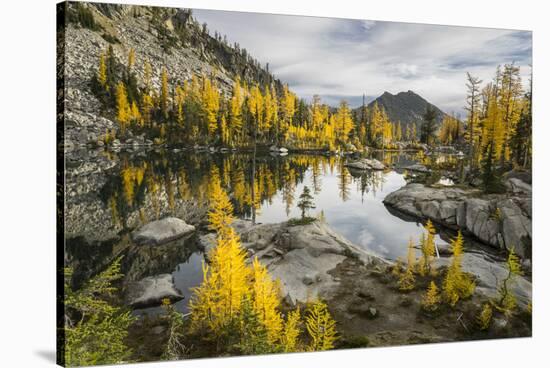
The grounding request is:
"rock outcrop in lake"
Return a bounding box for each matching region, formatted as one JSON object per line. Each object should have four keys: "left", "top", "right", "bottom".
{"left": 383, "top": 182, "right": 532, "bottom": 258}
{"left": 345, "top": 158, "right": 386, "bottom": 171}
{"left": 200, "top": 219, "right": 388, "bottom": 304}
{"left": 132, "top": 217, "right": 195, "bottom": 245}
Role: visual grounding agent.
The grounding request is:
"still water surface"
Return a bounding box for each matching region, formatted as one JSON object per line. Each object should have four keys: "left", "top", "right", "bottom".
{"left": 66, "top": 150, "right": 455, "bottom": 314}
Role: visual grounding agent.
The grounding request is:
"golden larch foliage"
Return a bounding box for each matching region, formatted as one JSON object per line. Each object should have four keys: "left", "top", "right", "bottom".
{"left": 477, "top": 303, "right": 493, "bottom": 331}
{"left": 202, "top": 77, "right": 220, "bottom": 136}
{"left": 160, "top": 67, "right": 169, "bottom": 119}
{"left": 251, "top": 257, "right": 283, "bottom": 344}
{"left": 207, "top": 168, "right": 234, "bottom": 237}
{"left": 281, "top": 307, "right": 302, "bottom": 352}
{"left": 419, "top": 220, "right": 436, "bottom": 276}
{"left": 497, "top": 247, "right": 522, "bottom": 314}
{"left": 422, "top": 281, "right": 440, "bottom": 312}
{"left": 305, "top": 299, "right": 338, "bottom": 351}
{"left": 98, "top": 52, "right": 107, "bottom": 88}
{"left": 335, "top": 101, "right": 354, "bottom": 143}
{"left": 442, "top": 231, "right": 475, "bottom": 306}
{"left": 116, "top": 81, "right": 130, "bottom": 129}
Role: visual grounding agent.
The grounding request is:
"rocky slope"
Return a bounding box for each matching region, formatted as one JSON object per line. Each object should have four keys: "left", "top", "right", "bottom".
{"left": 59, "top": 2, "right": 278, "bottom": 149}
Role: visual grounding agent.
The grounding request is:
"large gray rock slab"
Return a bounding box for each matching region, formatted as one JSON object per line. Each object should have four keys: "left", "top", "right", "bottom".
{"left": 384, "top": 183, "right": 531, "bottom": 257}
{"left": 125, "top": 274, "right": 184, "bottom": 309}
{"left": 132, "top": 217, "right": 195, "bottom": 245}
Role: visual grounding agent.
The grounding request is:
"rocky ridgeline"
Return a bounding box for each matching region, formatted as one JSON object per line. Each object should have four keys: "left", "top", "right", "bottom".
{"left": 383, "top": 178, "right": 532, "bottom": 258}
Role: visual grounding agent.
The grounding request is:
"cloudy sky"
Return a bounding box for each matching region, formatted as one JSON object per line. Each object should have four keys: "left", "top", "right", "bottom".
{"left": 194, "top": 9, "right": 532, "bottom": 115}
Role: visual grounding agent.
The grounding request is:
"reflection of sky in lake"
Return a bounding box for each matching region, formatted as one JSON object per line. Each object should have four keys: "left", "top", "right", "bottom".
{"left": 256, "top": 168, "right": 449, "bottom": 261}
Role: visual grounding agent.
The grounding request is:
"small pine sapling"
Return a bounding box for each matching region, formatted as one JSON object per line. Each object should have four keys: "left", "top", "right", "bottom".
{"left": 297, "top": 186, "right": 316, "bottom": 219}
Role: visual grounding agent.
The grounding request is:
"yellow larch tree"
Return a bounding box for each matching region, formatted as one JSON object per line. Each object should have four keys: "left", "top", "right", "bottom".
{"left": 498, "top": 63, "right": 523, "bottom": 161}
{"left": 250, "top": 257, "right": 283, "bottom": 344}
{"left": 175, "top": 85, "right": 185, "bottom": 127}
{"left": 334, "top": 101, "right": 354, "bottom": 145}
{"left": 398, "top": 237, "right": 416, "bottom": 291}
{"left": 477, "top": 303, "right": 493, "bottom": 330}
{"left": 382, "top": 118, "right": 393, "bottom": 148}
{"left": 311, "top": 95, "right": 324, "bottom": 136}
{"left": 141, "top": 93, "right": 154, "bottom": 127}
{"left": 481, "top": 83, "right": 505, "bottom": 161}
{"left": 220, "top": 115, "right": 229, "bottom": 146}
{"left": 281, "top": 307, "right": 302, "bottom": 352}
{"left": 160, "top": 67, "right": 169, "bottom": 120}
{"left": 369, "top": 102, "right": 386, "bottom": 146}
{"left": 229, "top": 77, "right": 243, "bottom": 145}
{"left": 305, "top": 299, "right": 337, "bottom": 351}
{"left": 496, "top": 247, "right": 522, "bottom": 314}
{"left": 129, "top": 101, "right": 142, "bottom": 126}
{"left": 201, "top": 76, "right": 220, "bottom": 137}
{"left": 98, "top": 51, "right": 107, "bottom": 88}
{"left": 280, "top": 84, "right": 296, "bottom": 143}
{"left": 116, "top": 81, "right": 130, "bottom": 131}
{"left": 262, "top": 86, "right": 277, "bottom": 139}
{"left": 189, "top": 176, "right": 250, "bottom": 338}
{"left": 418, "top": 220, "right": 436, "bottom": 276}
{"left": 206, "top": 167, "right": 234, "bottom": 238}
{"left": 249, "top": 85, "right": 264, "bottom": 135}
{"left": 422, "top": 281, "right": 441, "bottom": 312}
{"left": 442, "top": 231, "right": 475, "bottom": 306}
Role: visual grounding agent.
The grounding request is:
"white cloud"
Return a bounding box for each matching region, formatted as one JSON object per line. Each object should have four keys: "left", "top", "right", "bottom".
{"left": 194, "top": 9, "right": 532, "bottom": 114}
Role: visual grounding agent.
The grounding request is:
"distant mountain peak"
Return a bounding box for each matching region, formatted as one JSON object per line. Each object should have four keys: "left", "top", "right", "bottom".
{"left": 365, "top": 90, "right": 446, "bottom": 127}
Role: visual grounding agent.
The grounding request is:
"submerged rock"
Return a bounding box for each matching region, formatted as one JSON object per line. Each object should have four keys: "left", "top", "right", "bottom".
{"left": 345, "top": 158, "right": 385, "bottom": 171}
{"left": 132, "top": 217, "right": 195, "bottom": 246}
{"left": 125, "top": 274, "right": 184, "bottom": 309}
{"left": 383, "top": 183, "right": 531, "bottom": 258}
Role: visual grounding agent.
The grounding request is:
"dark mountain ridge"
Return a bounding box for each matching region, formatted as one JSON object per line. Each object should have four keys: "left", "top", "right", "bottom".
{"left": 357, "top": 90, "right": 448, "bottom": 128}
